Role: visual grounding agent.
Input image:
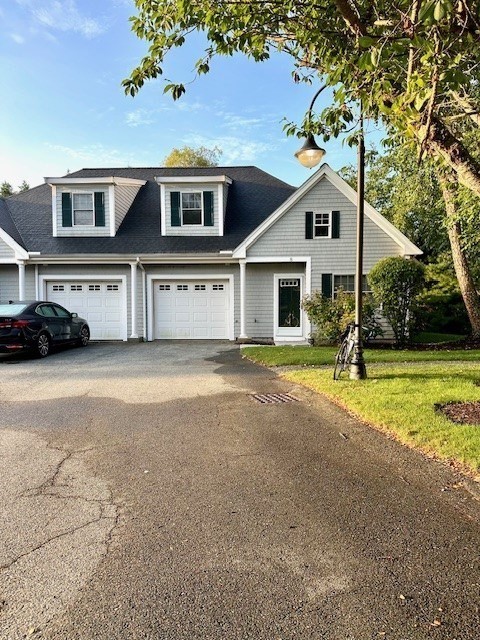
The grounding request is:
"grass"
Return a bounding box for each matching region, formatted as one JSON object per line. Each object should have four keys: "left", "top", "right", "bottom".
{"left": 282, "top": 363, "right": 480, "bottom": 477}
{"left": 242, "top": 344, "right": 480, "bottom": 367}
{"left": 412, "top": 331, "right": 465, "bottom": 344}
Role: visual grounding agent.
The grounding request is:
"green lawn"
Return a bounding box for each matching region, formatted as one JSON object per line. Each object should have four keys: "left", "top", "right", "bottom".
{"left": 242, "top": 344, "right": 480, "bottom": 367}
{"left": 242, "top": 345, "right": 480, "bottom": 477}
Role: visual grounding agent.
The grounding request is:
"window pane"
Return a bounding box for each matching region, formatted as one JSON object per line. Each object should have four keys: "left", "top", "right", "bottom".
{"left": 53, "top": 305, "right": 70, "bottom": 318}
{"left": 183, "top": 209, "right": 202, "bottom": 225}
{"left": 73, "top": 193, "right": 93, "bottom": 225}
{"left": 182, "top": 192, "right": 201, "bottom": 209}
{"left": 314, "top": 226, "right": 329, "bottom": 237}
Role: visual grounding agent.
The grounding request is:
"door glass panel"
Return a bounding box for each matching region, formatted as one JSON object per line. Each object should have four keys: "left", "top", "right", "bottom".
{"left": 278, "top": 279, "right": 301, "bottom": 327}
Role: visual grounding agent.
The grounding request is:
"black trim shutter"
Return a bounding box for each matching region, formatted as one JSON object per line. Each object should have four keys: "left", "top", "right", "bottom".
{"left": 61, "top": 192, "right": 72, "bottom": 227}
{"left": 171, "top": 191, "right": 181, "bottom": 227}
{"left": 305, "top": 211, "right": 314, "bottom": 239}
{"left": 203, "top": 191, "right": 214, "bottom": 226}
{"left": 332, "top": 210, "right": 340, "bottom": 238}
{"left": 322, "top": 273, "right": 333, "bottom": 299}
{"left": 94, "top": 192, "right": 105, "bottom": 227}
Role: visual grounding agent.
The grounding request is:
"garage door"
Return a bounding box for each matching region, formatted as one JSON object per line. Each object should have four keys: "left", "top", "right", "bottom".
{"left": 154, "top": 280, "right": 230, "bottom": 339}
{"left": 46, "top": 281, "right": 125, "bottom": 340}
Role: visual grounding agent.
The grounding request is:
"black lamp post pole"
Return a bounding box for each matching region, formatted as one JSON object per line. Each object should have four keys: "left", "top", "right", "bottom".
{"left": 350, "top": 119, "right": 367, "bottom": 380}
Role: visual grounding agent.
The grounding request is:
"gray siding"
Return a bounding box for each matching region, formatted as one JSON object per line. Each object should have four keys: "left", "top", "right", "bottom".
{"left": 247, "top": 176, "right": 402, "bottom": 293}
{"left": 0, "top": 237, "right": 15, "bottom": 260}
{"left": 164, "top": 184, "right": 220, "bottom": 236}
{"left": 56, "top": 185, "right": 111, "bottom": 237}
{"left": 115, "top": 185, "right": 141, "bottom": 232}
{"left": 0, "top": 265, "right": 19, "bottom": 300}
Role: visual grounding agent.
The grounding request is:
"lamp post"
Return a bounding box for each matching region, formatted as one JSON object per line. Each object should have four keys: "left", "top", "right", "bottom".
{"left": 294, "top": 107, "right": 367, "bottom": 380}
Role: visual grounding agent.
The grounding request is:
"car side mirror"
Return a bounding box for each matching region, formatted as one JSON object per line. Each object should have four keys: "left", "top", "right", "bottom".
{"left": 71, "top": 312, "right": 78, "bottom": 318}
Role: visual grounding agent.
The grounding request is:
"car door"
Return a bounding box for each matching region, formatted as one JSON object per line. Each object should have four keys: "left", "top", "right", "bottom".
{"left": 35, "top": 304, "right": 65, "bottom": 342}
{"left": 51, "top": 304, "right": 77, "bottom": 341}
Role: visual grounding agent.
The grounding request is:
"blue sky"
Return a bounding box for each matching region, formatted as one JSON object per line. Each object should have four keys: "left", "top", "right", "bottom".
{"left": 0, "top": 0, "right": 384, "bottom": 190}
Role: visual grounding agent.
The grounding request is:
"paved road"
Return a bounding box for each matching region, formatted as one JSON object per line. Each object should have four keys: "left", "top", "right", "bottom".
{"left": 0, "top": 341, "right": 479, "bottom": 639}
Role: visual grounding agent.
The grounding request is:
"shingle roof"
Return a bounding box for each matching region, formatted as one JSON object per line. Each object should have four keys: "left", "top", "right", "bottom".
{"left": 0, "top": 197, "right": 25, "bottom": 248}
{"left": 2, "top": 166, "right": 295, "bottom": 255}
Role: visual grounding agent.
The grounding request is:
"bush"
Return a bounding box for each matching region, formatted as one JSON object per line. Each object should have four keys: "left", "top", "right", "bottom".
{"left": 302, "top": 288, "right": 383, "bottom": 344}
{"left": 368, "top": 257, "right": 425, "bottom": 348}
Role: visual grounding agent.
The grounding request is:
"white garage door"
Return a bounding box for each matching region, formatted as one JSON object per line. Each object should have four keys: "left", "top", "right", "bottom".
{"left": 46, "top": 281, "right": 125, "bottom": 340}
{"left": 154, "top": 280, "right": 230, "bottom": 339}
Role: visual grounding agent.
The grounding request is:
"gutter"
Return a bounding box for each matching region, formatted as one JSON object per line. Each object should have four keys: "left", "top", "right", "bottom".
{"left": 136, "top": 257, "right": 147, "bottom": 341}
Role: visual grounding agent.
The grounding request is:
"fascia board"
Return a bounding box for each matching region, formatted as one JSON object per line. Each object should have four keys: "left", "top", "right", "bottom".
{"left": 45, "top": 177, "right": 146, "bottom": 186}
{"left": 26, "top": 253, "right": 238, "bottom": 264}
{"left": 0, "top": 227, "right": 29, "bottom": 259}
{"left": 155, "top": 176, "right": 232, "bottom": 185}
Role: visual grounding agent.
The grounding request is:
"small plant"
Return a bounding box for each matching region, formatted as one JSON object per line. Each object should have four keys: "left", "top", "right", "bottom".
{"left": 302, "top": 288, "right": 383, "bottom": 345}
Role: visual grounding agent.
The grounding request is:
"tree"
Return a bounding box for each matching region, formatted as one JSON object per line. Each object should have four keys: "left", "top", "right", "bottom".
{"left": 18, "top": 180, "right": 30, "bottom": 192}
{"left": 341, "top": 144, "right": 480, "bottom": 338}
{"left": 163, "top": 145, "right": 221, "bottom": 167}
{"left": 368, "top": 257, "right": 425, "bottom": 348}
{"left": 1, "top": 181, "right": 14, "bottom": 197}
{"left": 123, "top": 1, "right": 480, "bottom": 199}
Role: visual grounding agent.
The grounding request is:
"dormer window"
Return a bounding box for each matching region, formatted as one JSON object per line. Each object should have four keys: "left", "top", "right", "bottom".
{"left": 61, "top": 191, "right": 105, "bottom": 228}
{"left": 181, "top": 192, "right": 202, "bottom": 225}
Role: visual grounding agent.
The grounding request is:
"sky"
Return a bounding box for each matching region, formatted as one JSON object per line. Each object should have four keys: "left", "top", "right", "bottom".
{"left": 0, "top": 0, "right": 385, "bottom": 190}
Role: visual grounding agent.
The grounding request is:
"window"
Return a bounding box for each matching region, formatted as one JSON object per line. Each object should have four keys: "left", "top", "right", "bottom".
{"left": 89, "top": 285, "right": 101, "bottom": 291}
{"left": 107, "top": 284, "right": 119, "bottom": 291}
{"left": 158, "top": 284, "right": 170, "bottom": 291}
{"left": 73, "top": 193, "right": 94, "bottom": 226}
{"left": 334, "top": 275, "right": 370, "bottom": 296}
{"left": 194, "top": 284, "right": 206, "bottom": 291}
{"left": 70, "top": 285, "right": 83, "bottom": 291}
{"left": 52, "top": 304, "right": 71, "bottom": 318}
{"left": 314, "top": 212, "right": 331, "bottom": 237}
{"left": 177, "top": 284, "right": 188, "bottom": 291}
{"left": 52, "top": 285, "right": 65, "bottom": 292}
{"left": 181, "top": 192, "right": 202, "bottom": 225}
{"left": 212, "top": 284, "right": 224, "bottom": 291}
{"left": 36, "top": 304, "right": 57, "bottom": 318}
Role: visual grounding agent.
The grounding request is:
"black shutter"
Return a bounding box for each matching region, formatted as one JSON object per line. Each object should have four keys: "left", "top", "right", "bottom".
{"left": 203, "top": 191, "right": 214, "bottom": 226}
{"left": 94, "top": 192, "right": 105, "bottom": 227}
{"left": 171, "top": 191, "right": 181, "bottom": 227}
{"left": 322, "top": 273, "right": 333, "bottom": 299}
{"left": 332, "top": 210, "right": 340, "bottom": 238}
{"left": 305, "top": 211, "right": 313, "bottom": 239}
{"left": 61, "top": 192, "right": 72, "bottom": 227}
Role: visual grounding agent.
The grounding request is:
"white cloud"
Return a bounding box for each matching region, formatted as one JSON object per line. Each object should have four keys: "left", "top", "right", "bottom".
{"left": 16, "top": 0, "right": 104, "bottom": 38}
{"left": 186, "top": 134, "right": 276, "bottom": 164}
{"left": 11, "top": 33, "right": 25, "bottom": 44}
{"left": 45, "top": 143, "right": 129, "bottom": 166}
{"left": 222, "top": 114, "right": 264, "bottom": 129}
{"left": 125, "top": 109, "right": 156, "bottom": 127}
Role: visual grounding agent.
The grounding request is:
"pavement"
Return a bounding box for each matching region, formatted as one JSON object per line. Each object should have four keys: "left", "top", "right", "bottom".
{"left": 0, "top": 340, "right": 479, "bottom": 639}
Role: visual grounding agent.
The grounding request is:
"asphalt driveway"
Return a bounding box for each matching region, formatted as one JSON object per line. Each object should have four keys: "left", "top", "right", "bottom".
{"left": 0, "top": 341, "right": 479, "bottom": 639}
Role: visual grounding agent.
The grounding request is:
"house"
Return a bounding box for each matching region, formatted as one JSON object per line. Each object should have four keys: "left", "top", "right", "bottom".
{"left": 0, "top": 164, "right": 421, "bottom": 343}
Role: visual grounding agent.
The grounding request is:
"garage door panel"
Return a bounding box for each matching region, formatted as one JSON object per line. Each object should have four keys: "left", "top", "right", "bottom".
{"left": 154, "top": 279, "right": 230, "bottom": 340}
{"left": 47, "top": 280, "right": 125, "bottom": 341}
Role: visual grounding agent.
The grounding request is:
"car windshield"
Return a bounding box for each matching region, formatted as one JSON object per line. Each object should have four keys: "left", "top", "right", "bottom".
{"left": 0, "top": 304, "right": 28, "bottom": 316}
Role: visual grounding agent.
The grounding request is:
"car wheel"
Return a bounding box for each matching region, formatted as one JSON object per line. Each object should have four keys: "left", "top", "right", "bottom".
{"left": 36, "top": 332, "right": 50, "bottom": 358}
{"left": 78, "top": 325, "right": 90, "bottom": 347}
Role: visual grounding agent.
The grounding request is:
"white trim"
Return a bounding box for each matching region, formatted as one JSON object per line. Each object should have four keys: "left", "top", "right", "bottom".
{"left": 155, "top": 175, "right": 232, "bottom": 185}
{"left": 218, "top": 183, "right": 224, "bottom": 237}
{"left": 18, "top": 262, "right": 26, "bottom": 299}
{"left": 245, "top": 255, "right": 311, "bottom": 264}
{"left": 45, "top": 177, "right": 146, "bottom": 186}
{"left": 130, "top": 262, "right": 138, "bottom": 339}
{"left": 51, "top": 184, "right": 57, "bottom": 237}
{"left": 0, "top": 228, "right": 29, "bottom": 260}
{"left": 35, "top": 264, "right": 39, "bottom": 299}
{"left": 39, "top": 275, "right": 128, "bottom": 342}
{"left": 160, "top": 183, "right": 166, "bottom": 236}
{"left": 109, "top": 185, "right": 115, "bottom": 237}
{"left": 233, "top": 163, "right": 422, "bottom": 257}
{"left": 239, "top": 260, "right": 247, "bottom": 338}
{"left": 180, "top": 191, "right": 204, "bottom": 226}
{"left": 147, "top": 273, "right": 235, "bottom": 341}
{"left": 313, "top": 211, "right": 332, "bottom": 239}
{"left": 273, "top": 273, "right": 305, "bottom": 342}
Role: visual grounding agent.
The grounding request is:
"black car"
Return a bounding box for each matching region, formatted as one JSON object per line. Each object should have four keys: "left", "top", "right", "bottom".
{"left": 0, "top": 301, "right": 90, "bottom": 358}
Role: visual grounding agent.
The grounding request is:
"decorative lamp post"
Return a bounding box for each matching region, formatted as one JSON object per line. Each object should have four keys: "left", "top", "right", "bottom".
{"left": 294, "top": 103, "right": 367, "bottom": 380}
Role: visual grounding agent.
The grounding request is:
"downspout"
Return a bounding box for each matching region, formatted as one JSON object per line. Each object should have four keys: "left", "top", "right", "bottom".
{"left": 136, "top": 257, "right": 147, "bottom": 341}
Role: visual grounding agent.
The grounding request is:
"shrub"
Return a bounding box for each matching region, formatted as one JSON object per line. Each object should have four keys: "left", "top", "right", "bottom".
{"left": 302, "top": 288, "right": 383, "bottom": 344}
{"left": 368, "top": 257, "right": 425, "bottom": 348}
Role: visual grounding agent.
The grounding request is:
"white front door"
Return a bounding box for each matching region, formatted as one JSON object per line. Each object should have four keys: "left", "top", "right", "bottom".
{"left": 274, "top": 276, "right": 304, "bottom": 339}
{"left": 153, "top": 279, "right": 230, "bottom": 339}
{"left": 46, "top": 280, "right": 126, "bottom": 340}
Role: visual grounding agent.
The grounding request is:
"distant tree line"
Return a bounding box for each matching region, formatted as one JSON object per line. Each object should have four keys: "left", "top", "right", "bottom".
{"left": 1, "top": 181, "right": 30, "bottom": 197}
